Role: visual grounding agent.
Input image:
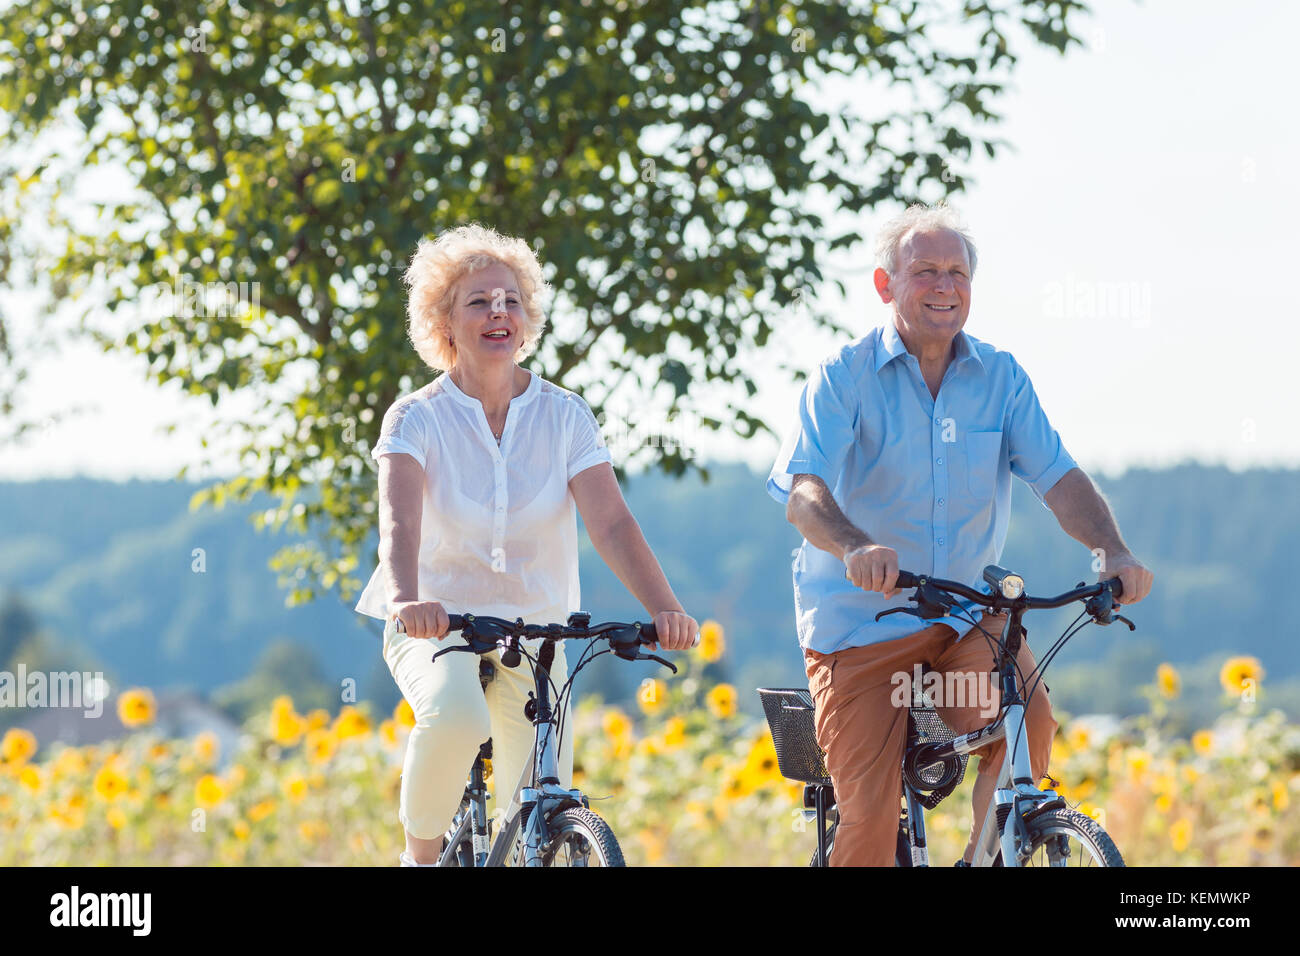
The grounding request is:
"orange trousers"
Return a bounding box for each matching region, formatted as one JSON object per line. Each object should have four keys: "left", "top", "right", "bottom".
{"left": 802, "top": 612, "right": 1058, "bottom": 866}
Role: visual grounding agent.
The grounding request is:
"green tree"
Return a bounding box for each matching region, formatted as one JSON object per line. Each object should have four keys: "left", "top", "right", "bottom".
{"left": 0, "top": 0, "right": 1089, "bottom": 606}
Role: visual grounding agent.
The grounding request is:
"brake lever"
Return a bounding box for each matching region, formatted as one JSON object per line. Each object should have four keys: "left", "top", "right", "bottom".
{"left": 431, "top": 643, "right": 478, "bottom": 663}
{"left": 1113, "top": 614, "right": 1136, "bottom": 631}
{"left": 875, "top": 606, "right": 923, "bottom": 622}
{"left": 634, "top": 651, "right": 678, "bottom": 673}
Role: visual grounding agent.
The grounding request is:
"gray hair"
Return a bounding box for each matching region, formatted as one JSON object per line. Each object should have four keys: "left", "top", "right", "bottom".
{"left": 873, "top": 202, "right": 979, "bottom": 278}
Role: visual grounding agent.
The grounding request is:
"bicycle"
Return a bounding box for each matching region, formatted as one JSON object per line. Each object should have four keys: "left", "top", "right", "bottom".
{"left": 395, "top": 610, "right": 676, "bottom": 866}
{"left": 759, "top": 564, "right": 1134, "bottom": 867}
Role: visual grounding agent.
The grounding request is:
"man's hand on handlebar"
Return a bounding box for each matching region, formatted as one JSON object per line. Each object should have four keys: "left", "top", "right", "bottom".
{"left": 843, "top": 543, "right": 905, "bottom": 599}
{"left": 1100, "top": 552, "right": 1153, "bottom": 606}
{"left": 389, "top": 600, "right": 452, "bottom": 640}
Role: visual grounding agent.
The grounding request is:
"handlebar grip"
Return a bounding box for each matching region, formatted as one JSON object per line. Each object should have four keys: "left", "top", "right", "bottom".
{"left": 1105, "top": 577, "right": 1124, "bottom": 600}
{"left": 639, "top": 622, "right": 659, "bottom": 644}
{"left": 393, "top": 612, "right": 467, "bottom": 636}
{"left": 895, "top": 570, "right": 919, "bottom": 589}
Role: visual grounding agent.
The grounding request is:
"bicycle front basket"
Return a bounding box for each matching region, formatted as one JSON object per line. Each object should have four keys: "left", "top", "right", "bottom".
{"left": 757, "top": 687, "right": 831, "bottom": 785}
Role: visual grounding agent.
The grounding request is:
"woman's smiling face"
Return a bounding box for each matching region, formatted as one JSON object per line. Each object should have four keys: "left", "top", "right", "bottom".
{"left": 447, "top": 260, "right": 527, "bottom": 368}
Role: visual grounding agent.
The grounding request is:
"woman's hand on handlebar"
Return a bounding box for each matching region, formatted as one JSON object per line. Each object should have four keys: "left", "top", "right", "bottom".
{"left": 390, "top": 601, "right": 451, "bottom": 640}
{"left": 649, "top": 609, "right": 699, "bottom": 651}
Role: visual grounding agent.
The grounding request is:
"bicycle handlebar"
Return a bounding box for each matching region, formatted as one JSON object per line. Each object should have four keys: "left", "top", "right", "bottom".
{"left": 394, "top": 612, "right": 675, "bottom": 672}
{"left": 892, "top": 569, "right": 1123, "bottom": 606}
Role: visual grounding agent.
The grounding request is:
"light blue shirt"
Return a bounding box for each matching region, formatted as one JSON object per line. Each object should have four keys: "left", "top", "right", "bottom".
{"left": 767, "top": 323, "right": 1078, "bottom": 655}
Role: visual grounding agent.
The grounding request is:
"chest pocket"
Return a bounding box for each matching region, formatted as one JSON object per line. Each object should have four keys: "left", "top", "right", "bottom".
{"left": 964, "top": 430, "right": 1004, "bottom": 499}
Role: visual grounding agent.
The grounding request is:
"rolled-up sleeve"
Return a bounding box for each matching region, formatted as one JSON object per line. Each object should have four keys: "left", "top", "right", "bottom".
{"left": 372, "top": 400, "right": 428, "bottom": 469}
{"left": 766, "top": 357, "right": 858, "bottom": 505}
{"left": 1006, "top": 357, "right": 1077, "bottom": 505}
{"left": 567, "top": 395, "right": 613, "bottom": 480}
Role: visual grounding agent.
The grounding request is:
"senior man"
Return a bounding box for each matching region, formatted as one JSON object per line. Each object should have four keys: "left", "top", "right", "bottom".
{"left": 767, "top": 203, "right": 1153, "bottom": 866}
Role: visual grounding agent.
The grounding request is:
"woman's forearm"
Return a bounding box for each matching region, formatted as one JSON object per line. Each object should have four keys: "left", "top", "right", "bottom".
{"left": 589, "top": 513, "right": 683, "bottom": 615}
{"left": 379, "top": 520, "right": 422, "bottom": 605}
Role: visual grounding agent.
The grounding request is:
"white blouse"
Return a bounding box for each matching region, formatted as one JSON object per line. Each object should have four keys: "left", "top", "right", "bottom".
{"left": 353, "top": 369, "right": 613, "bottom": 631}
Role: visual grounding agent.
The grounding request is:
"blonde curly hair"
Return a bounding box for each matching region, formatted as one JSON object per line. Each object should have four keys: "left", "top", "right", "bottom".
{"left": 402, "top": 223, "right": 550, "bottom": 372}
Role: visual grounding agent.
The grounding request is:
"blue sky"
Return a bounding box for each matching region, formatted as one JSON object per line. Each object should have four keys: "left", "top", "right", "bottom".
{"left": 3, "top": 0, "right": 1297, "bottom": 481}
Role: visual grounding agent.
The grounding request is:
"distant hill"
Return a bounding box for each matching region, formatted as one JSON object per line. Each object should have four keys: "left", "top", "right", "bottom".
{"left": 1, "top": 463, "right": 1296, "bottom": 734}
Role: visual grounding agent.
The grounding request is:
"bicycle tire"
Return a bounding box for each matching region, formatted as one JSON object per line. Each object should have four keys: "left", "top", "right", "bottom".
{"left": 541, "top": 807, "right": 625, "bottom": 867}
{"left": 995, "top": 807, "right": 1125, "bottom": 867}
{"left": 438, "top": 812, "right": 477, "bottom": 867}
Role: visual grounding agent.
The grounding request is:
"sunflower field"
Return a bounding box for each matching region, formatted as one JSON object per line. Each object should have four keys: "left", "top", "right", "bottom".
{"left": 0, "top": 623, "right": 1295, "bottom": 866}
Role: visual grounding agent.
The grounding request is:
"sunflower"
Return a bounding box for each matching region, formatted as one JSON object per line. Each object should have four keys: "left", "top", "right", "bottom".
{"left": 1271, "top": 780, "right": 1289, "bottom": 812}
{"left": 248, "top": 799, "right": 277, "bottom": 822}
{"left": 1155, "top": 663, "right": 1180, "bottom": 699}
{"left": 705, "top": 684, "right": 738, "bottom": 719}
{"left": 194, "top": 731, "right": 220, "bottom": 765}
{"left": 18, "top": 765, "right": 42, "bottom": 793}
{"left": 1191, "top": 730, "right": 1214, "bottom": 756}
{"left": 106, "top": 806, "right": 128, "bottom": 830}
{"left": 332, "top": 705, "right": 371, "bottom": 740}
{"left": 742, "top": 730, "right": 782, "bottom": 786}
{"left": 305, "top": 728, "right": 337, "bottom": 764}
{"left": 1065, "top": 724, "right": 1092, "bottom": 751}
{"left": 51, "top": 747, "right": 87, "bottom": 779}
{"left": 1169, "top": 818, "right": 1192, "bottom": 853}
{"left": 393, "top": 699, "right": 416, "bottom": 729}
{"left": 93, "top": 763, "right": 129, "bottom": 802}
{"left": 282, "top": 775, "right": 308, "bottom": 803}
{"left": 697, "top": 620, "right": 725, "bottom": 663}
{"left": 194, "top": 774, "right": 226, "bottom": 808}
{"left": 1126, "top": 749, "right": 1152, "bottom": 782}
{"left": 662, "top": 716, "right": 687, "bottom": 751}
{"left": 0, "top": 728, "right": 37, "bottom": 765}
{"left": 1219, "top": 656, "right": 1264, "bottom": 696}
{"left": 117, "top": 688, "right": 156, "bottom": 728}
{"left": 601, "top": 708, "right": 632, "bottom": 742}
{"left": 269, "top": 704, "right": 306, "bottom": 747}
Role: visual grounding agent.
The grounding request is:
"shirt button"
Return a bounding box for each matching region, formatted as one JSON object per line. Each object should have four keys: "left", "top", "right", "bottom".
{"left": 936, "top": 457, "right": 944, "bottom": 465}
{"left": 938, "top": 498, "right": 945, "bottom": 506}
{"left": 938, "top": 538, "right": 945, "bottom": 546}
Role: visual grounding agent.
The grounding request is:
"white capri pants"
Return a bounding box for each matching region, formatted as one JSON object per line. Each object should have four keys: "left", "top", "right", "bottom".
{"left": 382, "top": 615, "right": 574, "bottom": 840}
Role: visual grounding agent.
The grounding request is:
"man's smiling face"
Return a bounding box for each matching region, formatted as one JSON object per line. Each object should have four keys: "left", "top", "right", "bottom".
{"left": 878, "top": 227, "right": 973, "bottom": 340}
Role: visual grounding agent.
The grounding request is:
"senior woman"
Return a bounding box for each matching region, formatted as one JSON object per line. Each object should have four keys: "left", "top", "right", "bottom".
{"left": 353, "top": 223, "right": 699, "bottom": 866}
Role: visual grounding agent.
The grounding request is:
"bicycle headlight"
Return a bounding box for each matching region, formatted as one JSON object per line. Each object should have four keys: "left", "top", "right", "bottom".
{"left": 1000, "top": 574, "right": 1025, "bottom": 599}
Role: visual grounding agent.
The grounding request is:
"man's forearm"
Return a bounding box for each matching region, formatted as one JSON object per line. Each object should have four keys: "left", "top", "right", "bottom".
{"left": 1043, "top": 467, "right": 1131, "bottom": 561}
{"left": 787, "top": 474, "right": 874, "bottom": 559}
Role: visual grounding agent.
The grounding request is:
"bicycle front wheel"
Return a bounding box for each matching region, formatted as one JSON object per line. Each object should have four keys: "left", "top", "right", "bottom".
{"left": 542, "top": 807, "right": 625, "bottom": 867}
{"left": 1007, "top": 808, "right": 1125, "bottom": 867}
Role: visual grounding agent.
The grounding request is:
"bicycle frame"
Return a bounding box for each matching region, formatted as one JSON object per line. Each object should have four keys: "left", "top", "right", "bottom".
{"left": 894, "top": 607, "right": 1065, "bottom": 867}
{"left": 439, "top": 638, "right": 588, "bottom": 867}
